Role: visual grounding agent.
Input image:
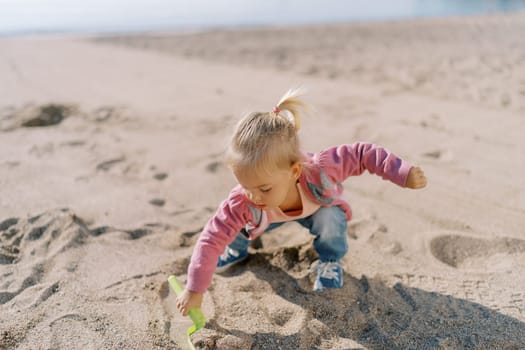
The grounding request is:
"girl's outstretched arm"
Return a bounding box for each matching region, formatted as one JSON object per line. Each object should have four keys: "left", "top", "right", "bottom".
{"left": 319, "top": 142, "right": 413, "bottom": 187}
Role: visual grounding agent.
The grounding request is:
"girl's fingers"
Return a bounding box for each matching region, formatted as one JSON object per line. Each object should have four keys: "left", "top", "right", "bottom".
{"left": 417, "top": 175, "right": 427, "bottom": 188}
{"left": 410, "top": 167, "right": 427, "bottom": 188}
{"left": 176, "top": 300, "right": 185, "bottom": 314}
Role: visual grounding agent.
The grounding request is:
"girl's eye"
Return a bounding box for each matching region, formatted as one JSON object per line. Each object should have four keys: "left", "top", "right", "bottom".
{"left": 260, "top": 188, "right": 271, "bottom": 193}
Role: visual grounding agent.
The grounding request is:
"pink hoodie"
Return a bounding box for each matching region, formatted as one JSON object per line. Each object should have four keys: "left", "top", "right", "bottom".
{"left": 186, "top": 142, "right": 413, "bottom": 292}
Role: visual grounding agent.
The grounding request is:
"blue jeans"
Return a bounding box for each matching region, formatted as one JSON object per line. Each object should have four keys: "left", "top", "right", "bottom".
{"left": 228, "top": 206, "right": 348, "bottom": 262}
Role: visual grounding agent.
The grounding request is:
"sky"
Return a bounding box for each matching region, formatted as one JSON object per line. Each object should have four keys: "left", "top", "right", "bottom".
{"left": 1, "top": 0, "right": 524, "bottom": 35}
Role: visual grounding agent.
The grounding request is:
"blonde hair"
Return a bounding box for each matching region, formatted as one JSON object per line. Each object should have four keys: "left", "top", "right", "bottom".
{"left": 226, "top": 88, "right": 309, "bottom": 175}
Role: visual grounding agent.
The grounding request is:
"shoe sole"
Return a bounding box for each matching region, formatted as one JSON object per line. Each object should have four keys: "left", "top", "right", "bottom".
{"left": 313, "top": 279, "right": 344, "bottom": 291}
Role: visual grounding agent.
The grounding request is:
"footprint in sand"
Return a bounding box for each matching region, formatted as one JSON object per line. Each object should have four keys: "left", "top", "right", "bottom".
{"left": 430, "top": 233, "right": 525, "bottom": 271}
{"left": 0, "top": 103, "right": 75, "bottom": 131}
{"left": 168, "top": 257, "right": 191, "bottom": 276}
{"left": 89, "top": 106, "right": 122, "bottom": 123}
{"left": 95, "top": 156, "right": 126, "bottom": 171}
{"left": 177, "top": 228, "right": 202, "bottom": 248}
{"left": 20, "top": 104, "right": 73, "bottom": 127}
{"left": 261, "top": 294, "right": 307, "bottom": 329}
{"left": 200, "top": 151, "right": 227, "bottom": 174}
{"left": 206, "top": 160, "right": 223, "bottom": 173}
{"left": 347, "top": 215, "right": 403, "bottom": 255}
{"left": 421, "top": 149, "right": 454, "bottom": 161}
{"left": 46, "top": 313, "right": 105, "bottom": 349}
{"left": 153, "top": 172, "right": 168, "bottom": 181}
{"left": 0, "top": 209, "right": 90, "bottom": 306}
{"left": 149, "top": 198, "right": 166, "bottom": 207}
{"left": 366, "top": 225, "right": 403, "bottom": 255}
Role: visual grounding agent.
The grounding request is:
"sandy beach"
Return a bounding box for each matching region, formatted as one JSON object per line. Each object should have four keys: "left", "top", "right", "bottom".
{"left": 1, "top": 12, "right": 525, "bottom": 349}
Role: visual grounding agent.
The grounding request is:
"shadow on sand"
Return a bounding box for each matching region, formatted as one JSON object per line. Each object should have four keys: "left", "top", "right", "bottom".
{"left": 198, "top": 247, "right": 525, "bottom": 350}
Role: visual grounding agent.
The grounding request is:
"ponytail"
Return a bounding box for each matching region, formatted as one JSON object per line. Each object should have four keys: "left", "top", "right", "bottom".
{"left": 272, "top": 87, "right": 309, "bottom": 131}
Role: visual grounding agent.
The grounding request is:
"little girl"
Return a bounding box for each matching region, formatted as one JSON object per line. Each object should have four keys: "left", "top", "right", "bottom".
{"left": 176, "top": 89, "right": 427, "bottom": 316}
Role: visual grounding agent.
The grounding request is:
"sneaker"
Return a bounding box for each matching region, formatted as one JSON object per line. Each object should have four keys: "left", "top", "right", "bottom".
{"left": 313, "top": 260, "right": 343, "bottom": 291}
{"left": 216, "top": 247, "right": 249, "bottom": 273}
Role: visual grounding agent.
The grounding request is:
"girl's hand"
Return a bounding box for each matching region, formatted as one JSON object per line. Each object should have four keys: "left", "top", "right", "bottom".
{"left": 406, "top": 166, "right": 427, "bottom": 189}
{"left": 176, "top": 289, "right": 203, "bottom": 316}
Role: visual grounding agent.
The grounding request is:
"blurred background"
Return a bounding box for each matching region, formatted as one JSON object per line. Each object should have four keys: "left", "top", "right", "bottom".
{"left": 2, "top": 0, "right": 525, "bottom": 36}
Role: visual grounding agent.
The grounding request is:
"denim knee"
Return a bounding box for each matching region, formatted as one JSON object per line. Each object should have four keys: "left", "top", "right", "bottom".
{"left": 299, "top": 206, "right": 348, "bottom": 261}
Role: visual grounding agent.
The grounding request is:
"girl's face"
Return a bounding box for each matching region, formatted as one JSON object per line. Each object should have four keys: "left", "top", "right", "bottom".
{"left": 233, "top": 163, "right": 301, "bottom": 209}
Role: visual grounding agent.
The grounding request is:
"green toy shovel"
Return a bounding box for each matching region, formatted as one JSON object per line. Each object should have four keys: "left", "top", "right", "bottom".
{"left": 167, "top": 275, "right": 206, "bottom": 350}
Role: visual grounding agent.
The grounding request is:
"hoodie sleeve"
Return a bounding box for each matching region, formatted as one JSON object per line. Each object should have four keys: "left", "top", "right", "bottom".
{"left": 317, "top": 142, "right": 413, "bottom": 187}
{"left": 186, "top": 187, "right": 250, "bottom": 293}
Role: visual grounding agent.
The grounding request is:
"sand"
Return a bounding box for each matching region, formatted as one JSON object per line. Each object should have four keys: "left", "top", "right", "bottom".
{"left": 1, "top": 12, "right": 525, "bottom": 349}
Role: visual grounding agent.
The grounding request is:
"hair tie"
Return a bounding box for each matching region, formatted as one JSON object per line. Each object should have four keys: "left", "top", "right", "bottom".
{"left": 272, "top": 106, "right": 280, "bottom": 115}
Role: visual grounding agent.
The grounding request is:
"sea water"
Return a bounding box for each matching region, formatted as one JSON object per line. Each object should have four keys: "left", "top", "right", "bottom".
{"left": 1, "top": 0, "right": 525, "bottom": 36}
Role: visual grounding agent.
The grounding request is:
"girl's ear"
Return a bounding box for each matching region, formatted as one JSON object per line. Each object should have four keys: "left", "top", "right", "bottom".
{"left": 290, "top": 162, "right": 302, "bottom": 180}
